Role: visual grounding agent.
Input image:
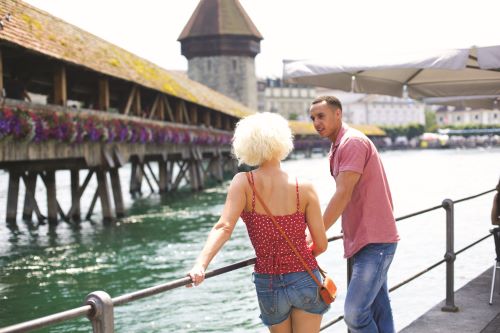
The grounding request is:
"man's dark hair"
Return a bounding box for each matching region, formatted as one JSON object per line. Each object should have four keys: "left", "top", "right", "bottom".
{"left": 311, "top": 95, "right": 342, "bottom": 111}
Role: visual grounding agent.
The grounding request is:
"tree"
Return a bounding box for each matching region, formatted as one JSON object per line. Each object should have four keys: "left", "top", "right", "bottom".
{"left": 425, "top": 108, "right": 438, "bottom": 132}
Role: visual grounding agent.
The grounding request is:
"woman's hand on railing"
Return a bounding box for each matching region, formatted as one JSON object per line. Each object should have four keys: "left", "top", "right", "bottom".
{"left": 186, "top": 263, "right": 206, "bottom": 288}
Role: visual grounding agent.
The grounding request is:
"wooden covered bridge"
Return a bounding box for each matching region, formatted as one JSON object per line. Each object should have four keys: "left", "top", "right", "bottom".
{"left": 0, "top": 0, "right": 259, "bottom": 226}
{"left": 0, "top": 1, "right": 385, "bottom": 226}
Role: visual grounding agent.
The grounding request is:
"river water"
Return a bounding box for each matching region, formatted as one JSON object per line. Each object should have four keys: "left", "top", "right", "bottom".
{"left": 0, "top": 148, "right": 499, "bottom": 332}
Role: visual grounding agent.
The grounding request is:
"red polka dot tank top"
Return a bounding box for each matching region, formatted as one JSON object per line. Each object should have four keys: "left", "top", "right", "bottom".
{"left": 240, "top": 172, "right": 319, "bottom": 274}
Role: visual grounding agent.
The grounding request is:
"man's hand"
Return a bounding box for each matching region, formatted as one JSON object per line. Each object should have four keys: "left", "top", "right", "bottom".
{"left": 305, "top": 228, "right": 313, "bottom": 246}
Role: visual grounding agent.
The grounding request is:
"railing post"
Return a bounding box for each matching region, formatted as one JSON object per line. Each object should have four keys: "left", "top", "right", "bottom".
{"left": 85, "top": 291, "right": 114, "bottom": 333}
{"left": 441, "top": 199, "right": 459, "bottom": 312}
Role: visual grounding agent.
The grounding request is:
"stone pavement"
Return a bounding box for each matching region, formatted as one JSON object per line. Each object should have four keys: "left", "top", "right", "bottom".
{"left": 400, "top": 268, "right": 500, "bottom": 333}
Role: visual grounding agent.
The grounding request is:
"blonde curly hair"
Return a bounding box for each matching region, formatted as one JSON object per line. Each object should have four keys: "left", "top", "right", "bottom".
{"left": 232, "top": 112, "right": 294, "bottom": 166}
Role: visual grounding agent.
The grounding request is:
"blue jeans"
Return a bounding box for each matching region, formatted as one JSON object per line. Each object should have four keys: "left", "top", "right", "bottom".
{"left": 252, "top": 269, "right": 330, "bottom": 326}
{"left": 344, "top": 243, "right": 397, "bottom": 333}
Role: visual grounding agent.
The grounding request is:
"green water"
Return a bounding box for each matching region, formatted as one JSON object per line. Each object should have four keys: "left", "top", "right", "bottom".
{"left": 0, "top": 187, "right": 260, "bottom": 332}
{"left": 0, "top": 148, "right": 499, "bottom": 332}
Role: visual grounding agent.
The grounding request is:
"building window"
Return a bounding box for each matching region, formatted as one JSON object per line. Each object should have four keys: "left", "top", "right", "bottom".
{"left": 232, "top": 60, "right": 237, "bottom": 71}
{"left": 474, "top": 114, "right": 479, "bottom": 120}
{"left": 456, "top": 116, "right": 461, "bottom": 121}
{"left": 207, "top": 60, "right": 212, "bottom": 72}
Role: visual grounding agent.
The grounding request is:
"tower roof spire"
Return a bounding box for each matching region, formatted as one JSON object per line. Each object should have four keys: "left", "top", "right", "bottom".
{"left": 178, "top": 0, "right": 263, "bottom": 41}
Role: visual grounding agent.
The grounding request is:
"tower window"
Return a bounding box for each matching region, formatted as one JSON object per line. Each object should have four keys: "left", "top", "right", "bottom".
{"left": 232, "top": 59, "right": 237, "bottom": 71}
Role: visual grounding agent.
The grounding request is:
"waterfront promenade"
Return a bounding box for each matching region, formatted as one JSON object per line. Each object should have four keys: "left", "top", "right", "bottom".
{"left": 400, "top": 268, "right": 500, "bottom": 333}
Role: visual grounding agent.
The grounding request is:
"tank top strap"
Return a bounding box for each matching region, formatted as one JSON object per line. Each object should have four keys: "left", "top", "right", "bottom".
{"left": 295, "top": 177, "right": 300, "bottom": 212}
{"left": 249, "top": 171, "right": 256, "bottom": 211}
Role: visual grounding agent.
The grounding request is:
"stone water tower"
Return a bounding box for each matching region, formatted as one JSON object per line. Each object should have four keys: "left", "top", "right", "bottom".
{"left": 178, "top": 0, "right": 262, "bottom": 109}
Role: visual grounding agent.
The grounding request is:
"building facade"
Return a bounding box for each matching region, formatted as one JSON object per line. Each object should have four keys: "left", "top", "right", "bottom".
{"left": 436, "top": 107, "right": 500, "bottom": 126}
{"left": 258, "top": 78, "right": 316, "bottom": 120}
{"left": 343, "top": 95, "right": 426, "bottom": 126}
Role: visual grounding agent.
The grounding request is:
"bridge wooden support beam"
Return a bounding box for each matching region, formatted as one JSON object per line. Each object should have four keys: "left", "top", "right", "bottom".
{"left": 22, "top": 171, "right": 37, "bottom": 221}
{"left": 2, "top": 146, "right": 235, "bottom": 226}
{"left": 70, "top": 170, "right": 81, "bottom": 222}
{"left": 96, "top": 169, "right": 113, "bottom": 224}
{"left": 42, "top": 170, "right": 58, "bottom": 225}
{"left": 166, "top": 160, "right": 175, "bottom": 191}
{"left": 67, "top": 170, "right": 93, "bottom": 222}
{"left": 109, "top": 168, "right": 125, "bottom": 218}
{"left": 20, "top": 172, "right": 46, "bottom": 224}
{"left": 86, "top": 188, "right": 99, "bottom": 221}
{"left": 139, "top": 162, "right": 156, "bottom": 194}
{"left": 206, "top": 150, "right": 224, "bottom": 183}
{"left": 145, "top": 162, "right": 160, "bottom": 188}
{"left": 6, "top": 170, "right": 21, "bottom": 226}
{"left": 172, "top": 160, "right": 189, "bottom": 191}
{"left": 129, "top": 157, "right": 144, "bottom": 197}
{"left": 222, "top": 155, "right": 238, "bottom": 175}
{"left": 158, "top": 158, "right": 168, "bottom": 193}
{"left": 189, "top": 147, "right": 204, "bottom": 191}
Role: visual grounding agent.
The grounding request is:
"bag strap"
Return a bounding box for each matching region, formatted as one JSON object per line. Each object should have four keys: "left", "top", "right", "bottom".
{"left": 245, "top": 172, "right": 324, "bottom": 289}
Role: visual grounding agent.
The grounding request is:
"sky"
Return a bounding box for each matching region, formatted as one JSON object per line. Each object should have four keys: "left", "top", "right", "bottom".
{"left": 24, "top": 0, "right": 500, "bottom": 78}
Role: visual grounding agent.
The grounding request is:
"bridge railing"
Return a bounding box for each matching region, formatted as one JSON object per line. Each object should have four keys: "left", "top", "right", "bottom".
{"left": 0, "top": 187, "right": 496, "bottom": 333}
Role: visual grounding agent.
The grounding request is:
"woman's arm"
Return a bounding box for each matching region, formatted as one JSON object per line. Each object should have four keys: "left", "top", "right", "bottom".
{"left": 187, "top": 173, "right": 247, "bottom": 286}
{"left": 304, "top": 183, "right": 328, "bottom": 256}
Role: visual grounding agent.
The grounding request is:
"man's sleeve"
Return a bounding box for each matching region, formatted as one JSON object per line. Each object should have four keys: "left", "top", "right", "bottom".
{"left": 338, "top": 137, "right": 368, "bottom": 175}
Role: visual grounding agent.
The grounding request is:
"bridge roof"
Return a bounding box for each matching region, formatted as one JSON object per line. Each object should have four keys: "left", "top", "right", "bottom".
{"left": 289, "top": 121, "right": 386, "bottom": 136}
{"left": 0, "top": 0, "right": 255, "bottom": 118}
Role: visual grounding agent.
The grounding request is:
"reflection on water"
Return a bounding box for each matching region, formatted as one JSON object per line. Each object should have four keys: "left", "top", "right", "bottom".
{"left": 0, "top": 148, "right": 499, "bottom": 332}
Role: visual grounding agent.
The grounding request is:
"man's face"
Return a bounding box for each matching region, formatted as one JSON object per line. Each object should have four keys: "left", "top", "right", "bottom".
{"left": 309, "top": 101, "right": 342, "bottom": 142}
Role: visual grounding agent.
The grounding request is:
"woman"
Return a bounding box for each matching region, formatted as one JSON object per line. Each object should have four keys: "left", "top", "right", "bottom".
{"left": 187, "top": 112, "right": 330, "bottom": 333}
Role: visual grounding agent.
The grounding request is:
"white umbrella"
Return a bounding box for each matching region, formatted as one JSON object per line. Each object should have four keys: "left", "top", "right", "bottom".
{"left": 283, "top": 45, "right": 500, "bottom": 100}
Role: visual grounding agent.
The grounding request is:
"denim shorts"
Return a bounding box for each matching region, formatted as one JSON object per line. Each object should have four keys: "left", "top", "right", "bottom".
{"left": 252, "top": 269, "right": 330, "bottom": 326}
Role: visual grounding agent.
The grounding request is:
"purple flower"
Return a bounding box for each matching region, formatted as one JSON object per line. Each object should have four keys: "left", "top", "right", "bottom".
{"left": 139, "top": 127, "right": 148, "bottom": 143}
{"left": 0, "top": 118, "right": 9, "bottom": 136}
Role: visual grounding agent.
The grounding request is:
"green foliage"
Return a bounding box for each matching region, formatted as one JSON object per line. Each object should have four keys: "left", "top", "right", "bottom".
{"left": 288, "top": 113, "right": 298, "bottom": 120}
{"left": 425, "top": 109, "right": 438, "bottom": 132}
{"left": 380, "top": 123, "right": 425, "bottom": 139}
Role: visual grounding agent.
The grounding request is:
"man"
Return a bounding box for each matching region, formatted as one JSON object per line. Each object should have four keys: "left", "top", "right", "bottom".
{"left": 309, "top": 96, "right": 399, "bottom": 333}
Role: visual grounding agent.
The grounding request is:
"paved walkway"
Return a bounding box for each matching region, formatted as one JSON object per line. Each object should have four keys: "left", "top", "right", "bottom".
{"left": 400, "top": 267, "right": 500, "bottom": 333}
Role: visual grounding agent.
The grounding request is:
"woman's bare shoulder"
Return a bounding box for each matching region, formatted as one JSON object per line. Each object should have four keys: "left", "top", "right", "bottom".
{"left": 229, "top": 172, "right": 251, "bottom": 188}
{"left": 294, "top": 177, "right": 318, "bottom": 197}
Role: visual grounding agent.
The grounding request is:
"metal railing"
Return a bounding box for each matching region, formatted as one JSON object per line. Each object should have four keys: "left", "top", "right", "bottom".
{"left": 0, "top": 187, "right": 497, "bottom": 333}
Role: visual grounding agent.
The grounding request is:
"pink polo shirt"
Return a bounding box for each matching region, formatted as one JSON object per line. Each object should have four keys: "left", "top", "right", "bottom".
{"left": 330, "top": 123, "right": 399, "bottom": 258}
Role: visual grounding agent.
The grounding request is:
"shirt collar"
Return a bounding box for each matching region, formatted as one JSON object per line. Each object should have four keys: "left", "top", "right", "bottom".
{"left": 334, "top": 122, "right": 349, "bottom": 147}
{"left": 330, "top": 122, "right": 349, "bottom": 155}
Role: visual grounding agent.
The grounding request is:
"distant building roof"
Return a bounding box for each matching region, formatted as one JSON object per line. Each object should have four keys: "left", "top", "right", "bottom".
{"left": 0, "top": 0, "right": 255, "bottom": 118}
{"left": 178, "top": 0, "right": 263, "bottom": 40}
